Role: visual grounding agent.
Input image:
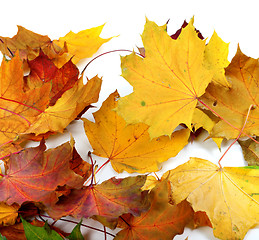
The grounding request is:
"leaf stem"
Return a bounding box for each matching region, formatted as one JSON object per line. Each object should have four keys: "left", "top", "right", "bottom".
{"left": 81, "top": 49, "right": 144, "bottom": 74}
{"left": 0, "top": 150, "right": 23, "bottom": 161}
{"left": 218, "top": 104, "right": 254, "bottom": 168}
{"left": 104, "top": 226, "right": 107, "bottom": 240}
{"left": 197, "top": 98, "right": 258, "bottom": 144}
{"left": 39, "top": 214, "right": 116, "bottom": 238}
{"left": 88, "top": 151, "right": 95, "bottom": 187}
{"left": 119, "top": 216, "right": 131, "bottom": 228}
{"left": 84, "top": 159, "right": 110, "bottom": 186}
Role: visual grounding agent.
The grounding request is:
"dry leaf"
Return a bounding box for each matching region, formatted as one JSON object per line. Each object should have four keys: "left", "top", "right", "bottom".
{"left": 165, "top": 158, "right": 259, "bottom": 240}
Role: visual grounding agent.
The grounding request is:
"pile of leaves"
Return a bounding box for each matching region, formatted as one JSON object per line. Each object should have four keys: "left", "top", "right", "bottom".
{"left": 0, "top": 18, "right": 258, "bottom": 240}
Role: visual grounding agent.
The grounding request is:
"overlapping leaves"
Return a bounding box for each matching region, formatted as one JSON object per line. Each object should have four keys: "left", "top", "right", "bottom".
{"left": 0, "top": 18, "right": 258, "bottom": 240}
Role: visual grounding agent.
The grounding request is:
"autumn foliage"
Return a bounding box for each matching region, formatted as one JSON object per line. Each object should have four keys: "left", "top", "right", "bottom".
{"left": 0, "top": 18, "right": 258, "bottom": 240}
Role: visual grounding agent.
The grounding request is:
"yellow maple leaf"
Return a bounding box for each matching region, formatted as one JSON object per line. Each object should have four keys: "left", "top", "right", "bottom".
{"left": 165, "top": 158, "right": 259, "bottom": 240}
{"left": 83, "top": 91, "right": 190, "bottom": 173}
{"left": 116, "top": 18, "right": 214, "bottom": 139}
{"left": 26, "top": 75, "right": 102, "bottom": 135}
{"left": 0, "top": 202, "right": 19, "bottom": 226}
{"left": 53, "top": 25, "right": 112, "bottom": 67}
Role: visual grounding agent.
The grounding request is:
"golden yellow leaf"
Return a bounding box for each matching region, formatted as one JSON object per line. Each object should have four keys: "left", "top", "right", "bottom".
{"left": 204, "top": 31, "right": 230, "bottom": 87}
{"left": 116, "top": 19, "right": 213, "bottom": 139}
{"left": 53, "top": 25, "right": 111, "bottom": 67}
{"left": 0, "top": 202, "right": 19, "bottom": 226}
{"left": 26, "top": 75, "right": 102, "bottom": 135}
{"left": 165, "top": 158, "right": 259, "bottom": 240}
{"left": 83, "top": 91, "right": 190, "bottom": 173}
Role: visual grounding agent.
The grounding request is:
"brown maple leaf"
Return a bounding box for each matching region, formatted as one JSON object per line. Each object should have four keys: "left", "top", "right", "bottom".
{"left": 48, "top": 175, "right": 150, "bottom": 228}
{"left": 115, "top": 180, "right": 194, "bottom": 240}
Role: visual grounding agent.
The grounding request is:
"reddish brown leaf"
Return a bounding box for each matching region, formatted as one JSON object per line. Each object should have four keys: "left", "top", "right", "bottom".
{"left": 115, "top": 180, "right": 194, "bottom": 240}
{"left": 26, "top": 51, "right": 79, "bottom": 106}
{"left": 171, "top": 20, "right": 204, "bottom": 40}
{"left": 70, "top": 147, "right": 92, "bottom": 180}
{"left": 48, "top": 176, "right": 150, "bottom": 223}
{"left": 18, "top": 202, "right": 39, "bottom": 219}
{"left": 0, "top": 140, "right": 84, "bottom": 205}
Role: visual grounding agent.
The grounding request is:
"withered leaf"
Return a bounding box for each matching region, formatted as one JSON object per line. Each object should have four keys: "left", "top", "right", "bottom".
{"left": 0, "top": 140, "right": 84, "bottom": 205}
{"left": 48, "top": 175, "right": 150, "bottom": 226}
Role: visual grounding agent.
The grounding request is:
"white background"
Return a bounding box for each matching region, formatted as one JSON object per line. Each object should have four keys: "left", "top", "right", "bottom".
{"left": 0, "top": 0, "right": 259, "bottom": 239}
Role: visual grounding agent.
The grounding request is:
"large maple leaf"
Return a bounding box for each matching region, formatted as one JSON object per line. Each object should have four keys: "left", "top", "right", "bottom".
{"left": 48, "top": 176, "right": 150, "bottom": 225}
{"left": 0, "top": 140, "right": 84, "bottom": 205}
{"left": 116, "top": 19, "right": 214, "bottom": 138}
{"left": 200, "top": 47, "right": 259, "bottom": 139}
{"left": 83, "top": 91, "right": 190, "bottom": 173}
{"left": 114, "top": 180, "right": 194, "bottom": 240}
{"left": 165, "top": 158, "right": 259, "bottom": 240}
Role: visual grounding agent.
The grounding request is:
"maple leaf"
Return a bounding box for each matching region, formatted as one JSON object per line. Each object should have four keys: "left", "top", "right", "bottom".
{"left": 52, "top": 24, "right": 112, "bottom": 67}
{"left": 165, "top": 158, "right": 259, "bottom": 240}
{"left": 200, "top": 47, "right": 259, "bottom": 139}
{"left": 25, "top": 75, "right": 102, "bottom": 136}
{"left": 0, "top": 140, "right": 84, "bottom": 205}
{"left": 116, "top": 19, "right": 214, "bottom": 138}
{"left": 25, "top": 50, "right": 79, "bottom": 106}
{"left": 48, "top": 176, "right": 150, "bottom": 226}
{"left": 0, "top": 54, "right": 51, "bottom": 154}
{"left": 83, "top": 91, "right": 190, "bottom": 173}
{"left": 239, "top": 137, "right": 259, "bottom": 166}
{"left": 114, "top": 180, "right": 194, "bottom": 240}
{"left": 0, "top": 202, "right": 19, "bottom": 226}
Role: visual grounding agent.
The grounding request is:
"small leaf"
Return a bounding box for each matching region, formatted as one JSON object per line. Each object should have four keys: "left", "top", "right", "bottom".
{"left": 21, "top": 216, "right": 63, "bottom": 240}
{"left": 67, "top": 220, "right": 84, "bottom": 240}
{"left": 0, "top": 202, "right": 19, "bottom": 226}
{"left": 0, "top": 233, "right": 7, "bottom": 240}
